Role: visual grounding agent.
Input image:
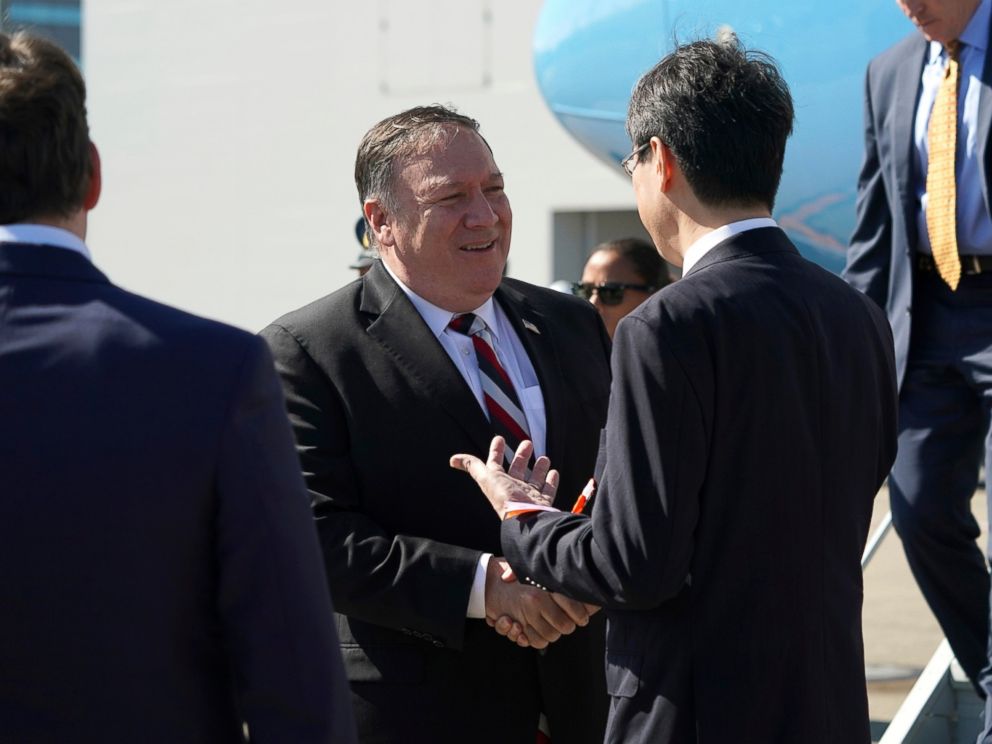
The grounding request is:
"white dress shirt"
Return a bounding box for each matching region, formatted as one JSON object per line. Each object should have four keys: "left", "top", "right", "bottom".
{"left": 0, "top": 223, "right": 91, "bottom": 260}
{"left": 381, "top": 261, "right": 548, "bottom": 618}
{"left": 681, "top": 217, "right": 780, "bottom": 275}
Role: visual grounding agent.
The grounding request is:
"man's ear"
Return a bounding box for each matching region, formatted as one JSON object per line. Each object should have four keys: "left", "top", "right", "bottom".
{"left": 83, "top": 141, "right": 101, "bottom": 211}
{"left": 652, "top": 137, "right": 676, "bottom": 194}
{"left": 364, "top": 199, "right": 393, "bottom": 248}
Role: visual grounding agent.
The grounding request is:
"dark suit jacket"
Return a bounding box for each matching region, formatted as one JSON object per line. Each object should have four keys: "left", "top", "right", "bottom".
{"left": 261, "top": 262, "right": 611, "bottom": 744}
{"left": 501, "top": 229, "right": 899, "bottom": 744}
{"left": 0, "top": 242, "right": 356, "bottom": 744}
{"left": 844, "top": 16, "right": 992, "bottom": 383}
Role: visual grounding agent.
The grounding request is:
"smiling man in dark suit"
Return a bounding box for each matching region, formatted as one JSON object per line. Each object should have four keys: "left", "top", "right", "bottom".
{"left": 0, "top": 30, "right": 356, "bottom": 744}
{"left": 454, "top": 39, "right": 899, "bottom": 744}
{"left": 261, "top": 106, "right": 610, "bottom": 743}
{"left": 843, "top": 0, "right": 992, "bottom": 724}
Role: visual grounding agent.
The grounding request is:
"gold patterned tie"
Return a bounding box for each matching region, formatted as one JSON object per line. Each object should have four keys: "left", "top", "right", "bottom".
{"left": 926, "top": 40, "right": 962, "bottom": 290}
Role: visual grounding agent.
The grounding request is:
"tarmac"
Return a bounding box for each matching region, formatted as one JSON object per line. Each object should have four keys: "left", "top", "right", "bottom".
{"left": 863, "top": 486, "right": 988, "bottom": 727}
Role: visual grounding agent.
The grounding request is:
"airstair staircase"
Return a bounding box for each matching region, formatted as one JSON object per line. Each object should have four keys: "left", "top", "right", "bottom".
{"left": 875, "top": 640, "right": 983, "bottom": 743}
{"left": 864, "top": 513, "right": 985, "bottom": 743}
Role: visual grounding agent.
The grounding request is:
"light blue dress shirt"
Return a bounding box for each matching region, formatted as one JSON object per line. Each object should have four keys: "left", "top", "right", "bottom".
{"left": 0, "top": 223, "right": 91, "bottom": 260}
{"left": 914, "top": 0, "right": 992, "bottom": 256}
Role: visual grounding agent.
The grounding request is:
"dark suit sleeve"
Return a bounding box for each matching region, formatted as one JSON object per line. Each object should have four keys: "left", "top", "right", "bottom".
{"left": 262, "top": 323, "right": 480, "bottom": 649}
{"left": 843, "top": 62, "right": 893, "bottom": 309}
{"left": 502, "top": 313, "right": 706, "bottom": 609}
{"left": 214, "top": 336, "right": 357, "bottom": 743}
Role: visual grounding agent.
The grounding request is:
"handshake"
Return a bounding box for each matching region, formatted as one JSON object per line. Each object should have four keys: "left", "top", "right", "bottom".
{"left": 484, "top": 556, "right": 599, "bottom": 649}
{"left": 451, "top": 435, "right": 600, "bottom": 649}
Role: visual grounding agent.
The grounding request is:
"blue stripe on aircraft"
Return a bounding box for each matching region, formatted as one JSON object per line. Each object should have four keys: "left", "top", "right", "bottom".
{"left": 8, "top": 3, "right": 81, "bottom": 27}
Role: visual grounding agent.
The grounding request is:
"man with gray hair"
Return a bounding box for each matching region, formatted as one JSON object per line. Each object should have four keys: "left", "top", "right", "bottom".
{"left": 262, "top": 106, "right": 610, "bottom": 743}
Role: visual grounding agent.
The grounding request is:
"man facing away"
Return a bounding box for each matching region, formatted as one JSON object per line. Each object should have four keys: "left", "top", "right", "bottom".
{"left": 844, "top": 1, "right": 992, "bottom": 733}
{"left": 0, "top": 31, "right": 356, "bottom": 743}
{"left": 261, "top": 106, "right": 611, "bottom": 743}
{"left": 454, "top": 38, "right": 899, "bottom": 744}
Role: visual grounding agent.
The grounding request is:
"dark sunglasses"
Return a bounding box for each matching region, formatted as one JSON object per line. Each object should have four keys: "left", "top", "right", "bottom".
{"left": 571, "top": 282, "right": 656, "bottom": 306}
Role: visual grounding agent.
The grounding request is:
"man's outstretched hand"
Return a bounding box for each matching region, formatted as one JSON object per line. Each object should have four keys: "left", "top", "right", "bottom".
{"left": 450, "top": 436, "right": 558, "bottom": 519}
{"left": 453, "top": 436, "right": 601, "bottom": 647}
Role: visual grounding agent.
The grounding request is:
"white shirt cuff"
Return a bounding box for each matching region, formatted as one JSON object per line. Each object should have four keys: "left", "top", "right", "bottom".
{"left": 466, "top": 552, "right": 492, "bottom": 618}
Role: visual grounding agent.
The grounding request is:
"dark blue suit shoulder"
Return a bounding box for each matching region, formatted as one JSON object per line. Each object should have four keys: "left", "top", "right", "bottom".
{"left": 88, "top": 283, "right": 259, "bottom": 364}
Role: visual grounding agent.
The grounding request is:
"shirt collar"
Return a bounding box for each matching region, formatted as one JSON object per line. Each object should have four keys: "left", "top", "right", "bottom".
{"left": 929, "top": 0, "right": 989, "bottom": 61}
{"left": 681, "top": 217, "right": 779, "bottom": 276}
{"left": 380, "top": 259, "right": 499, "bottom": 340}
{"left": 0, "top": 223, "right": 91, "bottom": 261}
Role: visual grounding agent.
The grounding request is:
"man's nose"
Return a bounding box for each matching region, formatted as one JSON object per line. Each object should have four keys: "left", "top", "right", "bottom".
{"left": 898, "top": 0, "right": 924, "bottom": 16}
{"left": 464, "top": 188, "right": 498, "bottom": 227}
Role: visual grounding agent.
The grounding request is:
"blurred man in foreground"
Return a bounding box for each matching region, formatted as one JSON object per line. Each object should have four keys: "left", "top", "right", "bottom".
{"left": 262, "top": 105, "right": 610, "bottom": 743}
{"left": 0, "top": 31, "right": 355, "bottom": 743}
{"left": 454, "top": 39, "right": 898, "bottom": 743}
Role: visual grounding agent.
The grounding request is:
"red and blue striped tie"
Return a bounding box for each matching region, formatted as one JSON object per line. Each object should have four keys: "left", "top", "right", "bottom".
{"left": 451, "top": 313, "right": 548, "bottom": 741}
{"left": 449, "top": 313, "right": 531, "bottom": 463}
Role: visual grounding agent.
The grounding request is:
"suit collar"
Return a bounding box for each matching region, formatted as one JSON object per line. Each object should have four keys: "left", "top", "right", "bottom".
{"left": 0, "top": 224, "right": 91, "bottom": 261}
{"left": 893, "top": 36, "right": 929, "bottom": 240}
{"left": 0, "top": 241, "right": 110, "bottom": 285}
{"left": 681, "top": 217, "right": 779, "bottom": 275}
{"left": 962, "top": 0, "right": 991, "bottom": 53}
{"left": 360, "top": 262, "right": 494, "bottom": 453}
{"left": 376, "top": 258, "right": 505, "bottom": 342}
{"left": 682, "top": 226, "right": 799, "bottom": 277}
{"left": 358, "top": 264, "right": 567, "bottom": 460}
{"left": 977, "top": 4, "right": 992, "bottom": 215}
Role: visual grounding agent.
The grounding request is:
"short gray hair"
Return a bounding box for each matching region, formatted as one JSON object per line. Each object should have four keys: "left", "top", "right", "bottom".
{"left": 354, "top": 104, "right": 487, "bottom": 214}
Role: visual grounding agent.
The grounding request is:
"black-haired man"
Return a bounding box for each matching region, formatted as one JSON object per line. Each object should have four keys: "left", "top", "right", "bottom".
{"left": 455, "top": 38, "right": 899, "bottom": 743}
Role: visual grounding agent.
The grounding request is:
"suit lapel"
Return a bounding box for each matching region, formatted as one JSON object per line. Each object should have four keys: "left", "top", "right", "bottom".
{"left": 893, "top": 37, "right": 928, "bottom": 247}
{"left": 683, "top": 227, "right": 800, "bottom": 277}
{"left": 360, "top": 263, "right": 493, "bottom": 455}
{"left": 494, "top": 282, "right": 566, "bottom": 464}
{"left": 0, "top": 242, "right": 110, "bottom": 284}
{"left": 978, "top": 10, "right": 992, "bottom": 217}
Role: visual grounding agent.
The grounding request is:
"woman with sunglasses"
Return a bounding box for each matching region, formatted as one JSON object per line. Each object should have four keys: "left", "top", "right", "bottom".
{"left": 573, "top": 237, "right": 673, "bottom": 339}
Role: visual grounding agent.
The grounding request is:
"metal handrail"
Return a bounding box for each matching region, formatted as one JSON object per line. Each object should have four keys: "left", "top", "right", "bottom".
{"left": 862, "top": 510, "right": 893, "bottom": 571}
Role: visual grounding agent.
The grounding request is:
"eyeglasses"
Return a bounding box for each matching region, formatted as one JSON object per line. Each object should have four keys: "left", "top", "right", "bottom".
{"left": 571, "top": 282, "right": 656, "bottom": 306}
{"left": 620, "top": 142, "right": 650, "bottom": 176}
